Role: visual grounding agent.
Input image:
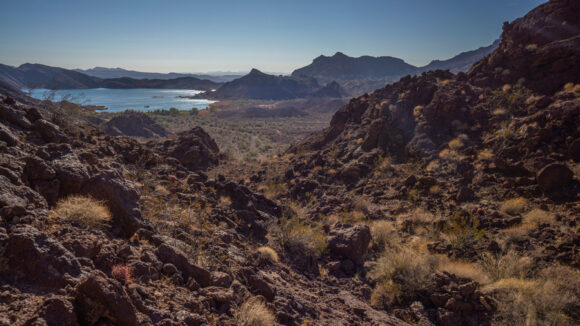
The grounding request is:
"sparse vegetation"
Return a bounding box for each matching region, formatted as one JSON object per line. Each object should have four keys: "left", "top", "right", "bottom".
{"left": 501, "top": 197, "right": 527, "bottom": 215}
{"left": 50, "top": 195, "right": 111, "bottom": 229}
{"left": 257, "top": 246, "right": 279, "bottom": 264}
{"left": 523, "top": 209, "right": 555, "bottom": 226}
{"left": 369, "top": 248, "right": 440, "bottom": 305}
{"left": 111, "top": 264, "right": 133, "bottom": 284}
{"left": 445, "top": 212, "right": 485, "bottom": 249}
{"left": 279, "top": 215, "right": 327, "bottom": 258}
{"left": 370, "top": 220, "right": 397, "bottom": 249}
{"left": 235, "top": 297, "right": 276, "bottom": 326}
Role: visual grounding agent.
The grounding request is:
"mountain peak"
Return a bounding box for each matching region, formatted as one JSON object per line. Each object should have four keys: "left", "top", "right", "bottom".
{"left": 248, "top": 68, "right": 265, "bottom": 75}
{"left": 333, "top": 52, "right": 348, "bottom": 58}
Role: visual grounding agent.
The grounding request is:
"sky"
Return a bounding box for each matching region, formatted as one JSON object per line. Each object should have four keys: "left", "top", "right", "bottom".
{"left": 0, "top": 0, "right": 545, "bottom": 74}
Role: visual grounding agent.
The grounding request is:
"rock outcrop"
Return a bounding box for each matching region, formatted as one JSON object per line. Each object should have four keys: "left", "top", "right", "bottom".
{"left": 103, "top": 111, "right": 168, "bottom": 138}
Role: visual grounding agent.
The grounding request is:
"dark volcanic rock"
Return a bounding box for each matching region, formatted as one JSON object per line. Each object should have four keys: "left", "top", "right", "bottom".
{"left": 74, "top": 271, "right": 138, "bottom": 326}
{"left": 468, "top": 0, "right": 580, "bottom": 94}
{"left": 150, "top": 127, "right": 219, "bottom": 171}
{"left": 103, "top": 111, "right": 168, "bottom": 138}
{"left": 536, "top": 163, "right": 574, "bottom": 193}
{"left": 156, "top": 243, "right": 211, "bottom": 287}
{"left": 1, "top": 225, "right": 81, "bottom": 288}
{"left": 328, "top": 223, "right": 371, "bottom": 264}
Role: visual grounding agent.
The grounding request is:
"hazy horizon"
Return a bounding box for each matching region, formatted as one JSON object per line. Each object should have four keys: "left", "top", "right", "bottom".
{"left": 1, "top": 0, "right": 544, "bottom": 74}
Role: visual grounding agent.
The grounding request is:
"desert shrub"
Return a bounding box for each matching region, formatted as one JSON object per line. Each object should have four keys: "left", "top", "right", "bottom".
{"left": 397, "top": 208, "right": 434, "bottom": 234}
{"left": 477, "top": 148, "right": 494, "bottom": 161}
{"left": 235, "top": 297, "right": 276, "bottom": 326}
{"left": 111, "top": 264, "right": 133, "bottom": 284}
{"left": 369, "top": 248, "right": 440, "bottom": 304}
{"left": 485, "top": 277, "right": 577, "bottom": 326}
{"left": 50, "top": 195, "right": 111, "bottom": 229}
{"left": 438, "top": 260, "right": 490, "bottom": 285}
{"left": 448, "top": 135, "right": 467, "bottom": 150}
{"left": 374, "top": 154, "right": 392, "bottom": 173}
{"left": 501, "top": 197, "right": 527, "bottom": 215}
{"left": 371, "top": 280, "right": 400, "bottom": 309}
{"left": 280, "top": 216, "right": 327, "bottom": 258}
{"left": 370, "top": 220, "right": 397, "bottom": 249}
{"left": 479, "top": 250, "right": 533, "bottom": 282}
{"left": 523, "top": 209, "right": 555, "bottom": 226}
{"left": 445, "top": 212, "right": 484, "bottom": 249}
{"left": 257, "top": 246, "right": 279, "bottom": 264}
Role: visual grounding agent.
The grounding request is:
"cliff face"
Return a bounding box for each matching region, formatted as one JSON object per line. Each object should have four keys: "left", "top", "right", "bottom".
{"left": 468, "top": 0, "right": 580, "bottom": 94}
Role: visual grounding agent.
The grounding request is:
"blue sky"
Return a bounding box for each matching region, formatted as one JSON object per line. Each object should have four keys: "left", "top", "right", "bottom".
{"left": 0, "top": 0, "right": 545, "bottom": 73}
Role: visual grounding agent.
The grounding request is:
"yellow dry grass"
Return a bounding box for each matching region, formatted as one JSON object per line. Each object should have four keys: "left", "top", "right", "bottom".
{"left": 50, "top": 195, "right": 111, "bottom": 229}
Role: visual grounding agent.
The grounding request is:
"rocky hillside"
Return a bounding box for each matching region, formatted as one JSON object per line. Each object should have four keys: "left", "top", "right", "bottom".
{"left": 0, "top": 64, "right": 221, "bottom": 91}
{"left": 247, "top": 0, "right": 577, "bottom": 324}
{"left": 0, "top": 1, "right": 578, "bottom": 326}
{"left": 202, "top": 69, "right": 347, "bottom": 100}
{"left": 0, "top": 93, "right": 406, "bottom": 325}
{"left": 420, "top": 40, "right": 499, "bottom": 73}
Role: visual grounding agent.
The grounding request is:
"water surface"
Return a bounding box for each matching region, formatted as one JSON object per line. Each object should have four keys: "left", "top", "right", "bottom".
{"left": 26, "top": 88, "right": 216, "bottom": 112}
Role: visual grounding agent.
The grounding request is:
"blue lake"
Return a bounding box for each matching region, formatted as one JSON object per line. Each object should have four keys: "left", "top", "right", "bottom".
{"left": 26, "top": 88, "right": 217, "bottom": 112}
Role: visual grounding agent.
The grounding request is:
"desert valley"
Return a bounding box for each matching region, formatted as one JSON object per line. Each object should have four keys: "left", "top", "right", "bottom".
{"left": 0, "top": 0, "right": 579, "bottom": 325}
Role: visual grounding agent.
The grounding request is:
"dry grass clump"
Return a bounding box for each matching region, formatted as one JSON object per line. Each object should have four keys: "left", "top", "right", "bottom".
{"left": 438, "top": 148, "right": 463, "bottom": 162}
{"left": 500, "top": 197, "right": 527, "bottom": 215}
{"left": 279, "top": 216, "right": 327, "bottom": 258}
{"left": 396, "top": 208, "right": 434, "bottom": 233}
{"left": 523, "top": 209, "right": 555, "bottom": 226}
{"left": 235, "top": 297, "right": 276, "bottom": 326}
{"left": 484, "top": 273, "right": 578, "bottom": 326}
{"left": 438, "top": 260, "right": 490, "bottom": 285}
{"left": 369, "top": 248, "right": 440, "bottom": 305}
{"left": 370, "top": 220, "right": 397, "bottom": 249}
{"left": 257, "top": 246, "right": 279, "bottom": 264}
{"left": 51, "top": 195, "right": 111, "bottom": 229}
{"left": 479, "top": 250, "right": 533, "bottom": 282}
{"left": 477, "top": 148, "right": 494, "bottom": 161}
{"left": 448, "top": 135, "right": 467, "bottom": 150}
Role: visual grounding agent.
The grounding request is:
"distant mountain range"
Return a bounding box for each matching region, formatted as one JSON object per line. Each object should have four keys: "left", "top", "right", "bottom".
{"left": 0, "top": 40, "right": 499, "bottom": 99}
{"left": 202, "top": 68, "right": 346, "bottom": 100}
{"left": 292, "top": 40, "right": 499, "bottom": 94}
{"left": 75, "top": 67, "right": 242, "bottom": 83}
{"left": 0, "top": 64, "right": 221, "bottom": 91}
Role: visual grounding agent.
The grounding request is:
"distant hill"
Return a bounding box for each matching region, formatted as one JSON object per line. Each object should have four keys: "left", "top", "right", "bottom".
{"left": 292, "top": 41, "right": 499, "bottom": 95}
{"left": 0, "top": 64, "right": 220, "bottom": 91}
{"left": 0, "top": 63, "right": 101, "bottom": 89}
{"left": 419, "top": 40, "right": 499, "bottom": 73}
{"left": 76, "top": 67, "right": 242, "bottom": 83}
{"left": 205, "top": 69, "right": 347, "bottom": 100}
{"left": 292, "top": 52, "right": 416, "bottom": 84}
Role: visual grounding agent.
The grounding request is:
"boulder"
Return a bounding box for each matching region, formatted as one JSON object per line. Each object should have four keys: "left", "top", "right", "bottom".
{"left": 103, "top": 112, "right": 168, "bottom": 138}
{"left": 455, "top": 187, "right": 475, "bottom": 203}
{"left": 536, "top": 163, "right": 573, "bottom": 193}
{"left": 74, "top": 271, "right": 138, "bottom": 326}
{"left": 34, "top": 119, "right": 67, "bottom": 143}
{"left": 83, "top": 168, "right": 144, "bottom": 236}
{"left": 29, "top": 297, "right": 79, "bottom": 326}
{"left": 150, "top": 127, "right": 219, "bottom": 171}
{"left": 327, "top": 223, "right": 371, "bottom": 264}
{"left": 1, "top": 225, "right": 81, "bottom": 288}
{"left": 569, "top": 139, "right": 580, "bottom": 162}
{"left": 155, "top": 243, "right": 211, "bottom": 287}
